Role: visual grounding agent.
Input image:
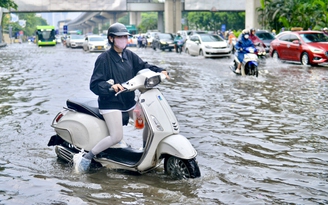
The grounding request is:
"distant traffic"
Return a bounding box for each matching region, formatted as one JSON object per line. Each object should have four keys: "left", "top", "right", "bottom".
{"left": 26, "top": 25, "right": 328, "bottom": 67}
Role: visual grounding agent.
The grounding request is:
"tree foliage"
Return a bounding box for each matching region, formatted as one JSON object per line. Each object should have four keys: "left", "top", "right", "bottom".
{"left": 185, "top": 11, "right": 245, "bottom": 31}
{"left": 0, "top": 0, "right": 18, "bottom": 10}
{"left": 2, "top": 13, "right": 47, "bottom": 37}
{"left": 118, "top": 14, "right": 129, "bottom": 26}
{"left": 257, "top": 0, "right": 328, "bottom": 32}
{"left": 134, "top": 11, "right": 245, "bottom": 33}
{"left": 137, "top": 12, "right": 158, "bottom": 33}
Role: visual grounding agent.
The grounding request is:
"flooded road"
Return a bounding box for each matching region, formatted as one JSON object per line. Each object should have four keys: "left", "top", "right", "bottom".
{"left": 0, "top": 43, "right": 327, "bottom": 205}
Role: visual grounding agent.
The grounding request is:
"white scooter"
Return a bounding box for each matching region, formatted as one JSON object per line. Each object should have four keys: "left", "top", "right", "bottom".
{"left": 230, "top": 46, "right": 259, "bottom": 77}
{"left": 47, "top": 69, "right": 201, "bottom": 179}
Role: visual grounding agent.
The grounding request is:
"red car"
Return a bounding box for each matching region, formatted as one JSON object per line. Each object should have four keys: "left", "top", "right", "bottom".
{"left": 269, "top": 31, "right": 328, "bottom": 65}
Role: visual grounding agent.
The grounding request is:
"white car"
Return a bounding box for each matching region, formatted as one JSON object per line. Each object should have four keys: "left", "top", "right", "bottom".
{"left": 66, "top": 35, "right": 84, "bottom": 48}
{"left": 83, "top": 35, "right": 109, "bottom": 52}
{"left": 177, "top": 30, "right": 208, "bottom": 41}
{"left": 146, "top": 31, "right": 159, "bottom": 47}
{"left": 185, "top": 34, "right": 231, "bottom": 57}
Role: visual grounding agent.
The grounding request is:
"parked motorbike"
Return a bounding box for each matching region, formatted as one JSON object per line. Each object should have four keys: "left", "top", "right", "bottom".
{"left": 230, "top": 46, "right": 259, "bottom": 77}
{"left": 47, "top": 69, "right": 201, "bottom": 179}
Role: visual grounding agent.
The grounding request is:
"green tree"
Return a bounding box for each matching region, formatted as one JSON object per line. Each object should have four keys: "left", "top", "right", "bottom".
{"left": 0, "top": 0, "right": 18, "bottom": 10}
{"left": 137, "top": 12, "right": 158, "bottom": 33}
{"left": 185, "top": 11, "right": 245, "bottom": 31}
{"left": 2, "top": 14, "right": 22, "bottom": 37}
{"left": 17, "top": 13, "right": 47, "bottom": 36}
{"left": 257, "top": 0, "right": 328, "bottom": 32}
{"left": 114, "top": 12, "right": 158, "bottom": 33}
{"left": 3, "top": 13, "right": 47, "bottom": 37}
{"left": 118, "top": 14, "right": 129, "bottom": 26}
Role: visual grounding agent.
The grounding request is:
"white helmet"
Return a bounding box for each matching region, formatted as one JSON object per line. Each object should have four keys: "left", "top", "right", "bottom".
{"left": 242, "top": 29, "right": 249, "bottom": 34}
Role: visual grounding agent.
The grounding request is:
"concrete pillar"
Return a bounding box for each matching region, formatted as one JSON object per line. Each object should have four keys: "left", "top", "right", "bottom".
{"left": 111, "top": 12, "right": 117, "bottom": 24}
{"left": 245, "top": 0, "right": 261, "bottom": 30}
{"left": 98, "top": 22, "right": 102, "bottom": 35}
{"left": 164, "top": 0, "right": 181, "bottom": 33}
{"left": 0, "top": 8, "right": 3, "bottom": 24}
{"left": 0, "top": 8, "right": 3, "bottom": 43}
{"left": 157, "top": 12, "right": 164, "bottom": 33}
{"left": 129, "top": 12, "right": 142, "bottom": 26}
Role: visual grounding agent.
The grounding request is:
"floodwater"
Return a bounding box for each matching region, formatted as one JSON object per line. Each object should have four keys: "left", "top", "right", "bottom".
{"left": 0, "top": 43, "right": 327, "bottom": 205}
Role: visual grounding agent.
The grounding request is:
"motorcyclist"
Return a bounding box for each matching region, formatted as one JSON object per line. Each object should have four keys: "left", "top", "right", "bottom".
{"left": 228, "top": 31, "right": 236, "bottom": 44}
{"left": 228, "top": 31, "right": 236, "bottom": 53}
{"left": 137, "top": 34, "right": 143, "bottom": 48}
{"left": 234, "top": 29, "right": 256, "bottom": 74}
{"left": 249, "top": 28, "right": 266, "bottom": 49}
{"left": 174, "top": 32, "right": 184, "bottom": 53}
{"left": 73, "top": 22, "right": 169, "bottom": 173}
{"left": 141, "top": 35, "right": 148, "bottom": 48}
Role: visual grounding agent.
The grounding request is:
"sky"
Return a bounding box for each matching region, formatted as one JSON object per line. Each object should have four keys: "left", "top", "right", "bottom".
{"left": 39, "top": 12, "right": 82, "bottom": 28}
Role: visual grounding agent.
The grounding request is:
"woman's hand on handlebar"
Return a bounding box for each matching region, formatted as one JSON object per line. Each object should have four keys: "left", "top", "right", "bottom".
{"left": 111, "top": 84, "right": 125, "bottom": 93}
{"left": 161, "top": 70, "right": 170, "bottom": 79}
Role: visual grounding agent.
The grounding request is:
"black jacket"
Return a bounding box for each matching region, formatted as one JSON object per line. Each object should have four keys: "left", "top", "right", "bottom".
{"left": 90, "top": 47, "right": 165, "bottom": 110}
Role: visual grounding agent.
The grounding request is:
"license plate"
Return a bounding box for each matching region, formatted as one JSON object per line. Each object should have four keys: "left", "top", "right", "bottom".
{"left": 97, "top": 46, "right": 103, "bottom": 49}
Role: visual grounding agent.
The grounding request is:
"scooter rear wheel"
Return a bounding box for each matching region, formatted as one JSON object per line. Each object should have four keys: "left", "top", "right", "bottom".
{"left": 164, "top": 156, "right": 201, "bottom": 179}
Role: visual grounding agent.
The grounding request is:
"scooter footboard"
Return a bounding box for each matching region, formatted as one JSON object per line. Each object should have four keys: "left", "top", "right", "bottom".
{"left": 157, "top": 134, "right": 197, "bottom": 159}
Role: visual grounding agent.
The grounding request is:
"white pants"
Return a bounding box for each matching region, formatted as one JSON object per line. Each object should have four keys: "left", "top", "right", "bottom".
{"left": 91, "top": 109, "right": 148, "bottom": 155}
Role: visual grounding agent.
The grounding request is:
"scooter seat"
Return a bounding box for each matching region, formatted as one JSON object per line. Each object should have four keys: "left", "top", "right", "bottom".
{"left": 66, "top": 97, "right": 130, "bottom": 125}
{"left": 67, "top": 98, "right": 104, "bottom": 120}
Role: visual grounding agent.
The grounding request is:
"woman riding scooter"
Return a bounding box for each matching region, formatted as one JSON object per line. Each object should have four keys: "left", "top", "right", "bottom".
{"left": 73, "top": 22, "right": 169, "bottom": 173}
{"left": 249, "top": 28, "right": 267, "bottom": 62}
{"left": 249, "top": 28, "right": 266, "bottom": 48}
{"left": 234, "top": 29, "right": 256, "bottom": 74}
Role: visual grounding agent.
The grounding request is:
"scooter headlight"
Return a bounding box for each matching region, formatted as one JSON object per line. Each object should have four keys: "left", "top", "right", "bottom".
{"left": 144, "top": 76, "right": 161, "bottom": 88}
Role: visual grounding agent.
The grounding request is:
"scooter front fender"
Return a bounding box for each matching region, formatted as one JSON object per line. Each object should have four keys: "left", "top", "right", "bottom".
{"left": 157, "top": 134, "right": 197, "bottom": 160}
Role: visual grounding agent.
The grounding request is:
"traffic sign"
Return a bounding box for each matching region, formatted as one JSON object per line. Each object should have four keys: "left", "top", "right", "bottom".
{"left": 63, "top": 25, "right": 68, "bottom": 34}
{"left": 221, "top": 24, "right": 226, "bottom": 32}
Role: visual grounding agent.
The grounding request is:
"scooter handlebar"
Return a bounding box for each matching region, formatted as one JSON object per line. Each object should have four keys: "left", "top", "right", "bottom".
{"left": 114, "top": 88, "right": 127, "bottom": 96}
{"left": 114, "top": 70, "right": 167, "bottom": 96}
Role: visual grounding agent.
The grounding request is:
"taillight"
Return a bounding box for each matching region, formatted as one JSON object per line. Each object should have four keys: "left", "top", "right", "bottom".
{"left": 55, "top": 113, "right": 64, "bottom": 122}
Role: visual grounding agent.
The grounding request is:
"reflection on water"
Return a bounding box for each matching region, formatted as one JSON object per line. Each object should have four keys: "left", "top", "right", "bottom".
{"left": 0, "top": 43, "right": 327, "bottom": 204}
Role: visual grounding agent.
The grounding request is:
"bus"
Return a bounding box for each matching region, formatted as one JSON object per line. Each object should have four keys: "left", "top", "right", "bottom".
{"left": 36, "top": 25, "right": 56, "bottom": 46}
{"left": 125, "top": 25, "right": 137, "bottom": 35}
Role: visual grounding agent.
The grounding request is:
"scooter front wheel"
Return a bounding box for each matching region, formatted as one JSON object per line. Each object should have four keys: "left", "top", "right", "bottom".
{"left": 164, "top": 156, "right": 201, "bottom": 179}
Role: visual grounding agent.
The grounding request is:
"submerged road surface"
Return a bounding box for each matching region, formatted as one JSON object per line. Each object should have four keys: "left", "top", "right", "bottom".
{"left": 0, "top": 43, "right": 327, "bottom": 204}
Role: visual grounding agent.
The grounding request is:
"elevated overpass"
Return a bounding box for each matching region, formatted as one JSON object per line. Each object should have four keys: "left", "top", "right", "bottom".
{"left": 1, "top": 0, "right": 261, "bottom": 34}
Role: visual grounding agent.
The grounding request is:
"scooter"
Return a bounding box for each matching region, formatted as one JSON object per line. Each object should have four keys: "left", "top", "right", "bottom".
{"left": 230, "top": 46, "right": 259, "bottom": 77}
{"left": 176, "top": 39, "right": 184, "bottom": 54}
{"left": 47, "top": 69, "right": 201, "bottom": 179}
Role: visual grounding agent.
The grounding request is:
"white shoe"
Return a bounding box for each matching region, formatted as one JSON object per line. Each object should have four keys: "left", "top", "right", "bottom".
{"left": 235, "top": 69, "right": 241, "bottom": 73}
{"left": 73, "top": 150, "right": 91, "bottom": 173}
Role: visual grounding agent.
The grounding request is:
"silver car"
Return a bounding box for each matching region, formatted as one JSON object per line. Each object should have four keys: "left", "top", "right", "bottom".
{"left": 255, "top": 30, "right": 276, "bottom": 53}
{"left": 185, "top": 34, "right": 231, "bottom": 57}
{"left": 66, "top": 35, "right": 84, "bottom": 48}
{"left": 83, "top": 35, "right": 109, "bottom": 52}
